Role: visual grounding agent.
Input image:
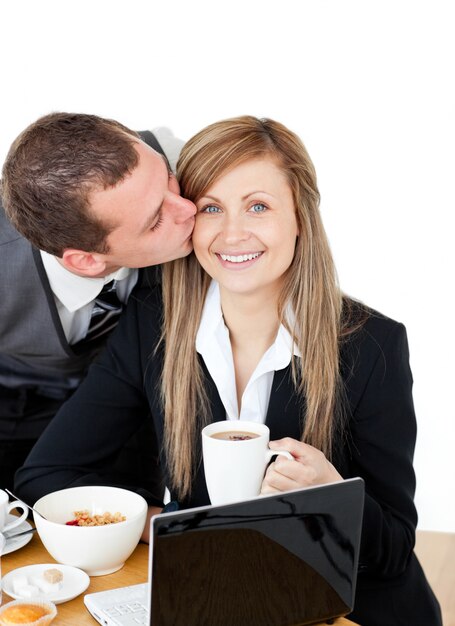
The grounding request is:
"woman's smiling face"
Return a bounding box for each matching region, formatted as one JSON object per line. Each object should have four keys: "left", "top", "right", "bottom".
{"left": 193, "top": 158, "right": 299, "bottom": 300}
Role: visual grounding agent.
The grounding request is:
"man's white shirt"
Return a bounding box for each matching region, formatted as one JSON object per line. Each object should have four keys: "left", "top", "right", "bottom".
{"left": 39, "top": 253, "right": 137, "bottom": 344}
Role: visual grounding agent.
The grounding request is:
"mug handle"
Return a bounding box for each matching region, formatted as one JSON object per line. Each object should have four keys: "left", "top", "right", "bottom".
{"left": 4, "top": 501, "right": 28, "bottom": 533}
{"left": 265, "top": 449, "right": 293, "bottom": 463}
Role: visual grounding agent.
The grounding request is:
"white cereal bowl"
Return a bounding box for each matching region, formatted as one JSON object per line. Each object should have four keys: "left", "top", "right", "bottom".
{"left": 33, "top": 486, "right": 147, "bottom": 576}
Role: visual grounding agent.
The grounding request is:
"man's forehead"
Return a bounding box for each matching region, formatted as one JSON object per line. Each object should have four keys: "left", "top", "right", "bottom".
{"left": 88, "top": 141, "right": 168, "bottom": 230}
{"left": 134, "top": 139, "right": 170, "bottom": 173}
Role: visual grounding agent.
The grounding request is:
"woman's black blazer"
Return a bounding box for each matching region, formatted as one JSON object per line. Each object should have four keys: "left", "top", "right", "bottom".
{"left": 16, "top": 286, "right": 442, "bottom": 625}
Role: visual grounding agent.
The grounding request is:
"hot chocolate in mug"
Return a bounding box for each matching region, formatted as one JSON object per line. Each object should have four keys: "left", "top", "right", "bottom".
{"left": 202, "top": 421, "right": 293, "bottom": 505}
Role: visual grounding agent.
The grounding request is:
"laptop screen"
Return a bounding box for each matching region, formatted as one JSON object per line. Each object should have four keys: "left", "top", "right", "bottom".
{"left": 150, "top": 478, "right": 364, "bottom": 626}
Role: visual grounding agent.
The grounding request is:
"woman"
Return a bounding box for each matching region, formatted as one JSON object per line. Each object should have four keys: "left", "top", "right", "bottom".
{"left": 162, "top": 116, "right": 442, "bottom": 625}
{"left": 16, "top": 116, "right": 441, "bottom": 625}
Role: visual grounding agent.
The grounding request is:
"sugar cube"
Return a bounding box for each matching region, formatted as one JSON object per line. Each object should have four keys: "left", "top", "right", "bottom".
{"left": 43, "top": 568, "right": 63, "bottom": 584}
{"left": 30, "top": 574, "right": 60, "bottom": 594}
{"left": 17, "top": 583, "right": 40, "bottom": 598}
{"left": 12, "top": 574, "right": 29, "bottom": 595}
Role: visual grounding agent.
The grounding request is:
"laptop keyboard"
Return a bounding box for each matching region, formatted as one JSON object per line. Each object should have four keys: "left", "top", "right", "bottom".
{"left": 86, "top": 584, "right": 150, "bottom": 625}
{"left": 104, "top": 600, "right": 149, "bottom": 625}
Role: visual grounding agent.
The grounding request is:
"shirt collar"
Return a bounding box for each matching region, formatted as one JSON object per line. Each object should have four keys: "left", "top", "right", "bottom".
{"left": 40, "top": 250, "right": 131, "bottom": 312}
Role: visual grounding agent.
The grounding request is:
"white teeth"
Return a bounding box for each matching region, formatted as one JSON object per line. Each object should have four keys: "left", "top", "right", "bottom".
{"left": 220, "top": 252, "right": 261, "bottom": 263}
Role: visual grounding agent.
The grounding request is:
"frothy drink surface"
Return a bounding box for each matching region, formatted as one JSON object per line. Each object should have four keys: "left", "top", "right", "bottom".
{"left": 210, "top": 431, "right": 259, "bottom": 441}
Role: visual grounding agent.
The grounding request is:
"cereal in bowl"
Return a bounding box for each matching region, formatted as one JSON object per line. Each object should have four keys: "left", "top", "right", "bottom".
{"left": 65, "top": 510, "right": 126, "bottom": 526}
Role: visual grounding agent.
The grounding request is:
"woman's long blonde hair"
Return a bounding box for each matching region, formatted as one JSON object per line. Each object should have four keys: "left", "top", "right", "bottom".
{"left": 161, "top": 116, "right": 356, "bottom": 498}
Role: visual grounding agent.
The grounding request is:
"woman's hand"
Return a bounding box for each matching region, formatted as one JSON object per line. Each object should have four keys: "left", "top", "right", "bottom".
{"left": 261, "top": 437, "right": 343, "bottom": 495}
{"left": 140, "top": 505, "right": 163, "bottom": 543}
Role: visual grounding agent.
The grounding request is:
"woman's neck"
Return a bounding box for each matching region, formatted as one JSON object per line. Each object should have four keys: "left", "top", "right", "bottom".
{"left": 221, "top": 292, "right": 279, "bottom": 344}
{"left": 220, "top": 287, "right": 281, "bottom": 409}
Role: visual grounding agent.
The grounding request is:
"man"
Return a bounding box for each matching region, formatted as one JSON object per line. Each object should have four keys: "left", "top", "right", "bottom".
{"left": 0, "top": 112, "right": 196, "bottom": 491}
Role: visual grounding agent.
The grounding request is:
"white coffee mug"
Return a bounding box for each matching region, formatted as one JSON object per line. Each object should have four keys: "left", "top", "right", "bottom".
{"left": 0, "top": 531, "right": 5, "bottom": 603}
{"left": 202, "top": 420, "right": 293, "bottom": 506}
{"left": 0, "top": 489, "right": 28, "bottom": 533}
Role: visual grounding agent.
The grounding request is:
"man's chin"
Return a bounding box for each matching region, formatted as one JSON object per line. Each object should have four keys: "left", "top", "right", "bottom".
{"left": 176, "top": 238, "right": 194, "bottom": 259}
{"left": 159, "top": 240, "right": 194, "bottom": 264}
{"left": 182, "top": 240, "right": 194, "bottom": 256}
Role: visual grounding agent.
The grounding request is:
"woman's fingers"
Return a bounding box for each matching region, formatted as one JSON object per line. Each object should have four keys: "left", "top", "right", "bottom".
{"left": 262, "top": 456, "right": 316, "bottom": 493}
{"left": 262, "top": 437, "right": 343, "bottom": 494}
{"left": 268, "top": 437, "right": 311, "bottom": 460}
{"left": 261, "top": 464, "right": 296, "bottom": 494}
{"left": 269, "top": 438, "right": 324, "bottom": 467}
{"left": 274, "top": 454, "right": 319, "bottom": 483}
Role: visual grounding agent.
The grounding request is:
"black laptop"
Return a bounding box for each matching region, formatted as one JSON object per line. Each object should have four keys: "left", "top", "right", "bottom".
{"left": 85, "top": 477, "right": 364, "bottom": 626}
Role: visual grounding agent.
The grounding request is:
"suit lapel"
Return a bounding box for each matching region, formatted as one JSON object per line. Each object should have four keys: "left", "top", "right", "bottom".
{"left": 201, "top": 358, "right": 304, "bottom": 438}
{"left": 32, "top": 247, "right": 71, "bottom": 351}
{"left": 265, "top": 365, "right": 304, "bottom": 441}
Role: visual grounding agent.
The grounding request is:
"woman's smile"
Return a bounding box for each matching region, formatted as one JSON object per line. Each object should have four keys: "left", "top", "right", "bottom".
{"left": 216, "top": 251, "right": 264, "bottom": 268}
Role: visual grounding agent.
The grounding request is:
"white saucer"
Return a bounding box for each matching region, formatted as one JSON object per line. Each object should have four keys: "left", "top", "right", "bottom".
{"left": 2, "top": 514, "right": 34, "bottom": 555}
{"left": 2, "top": 563, "right": 90, "bottom": 604}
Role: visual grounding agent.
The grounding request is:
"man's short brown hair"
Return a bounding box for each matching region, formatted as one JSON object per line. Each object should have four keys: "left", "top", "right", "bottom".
{"left": 1, "top": 112, "right": 140, "bottom": 256}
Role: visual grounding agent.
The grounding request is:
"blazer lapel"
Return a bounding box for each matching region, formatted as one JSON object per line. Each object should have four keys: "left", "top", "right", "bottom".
{"left": 265, "top": 365, "right": 304, "bottom": 441}
{"left": 202, "top": 359, "right": 304, "bottom": 438}
{"left": 32, "top": 247, "right": 71, "bottom": 351}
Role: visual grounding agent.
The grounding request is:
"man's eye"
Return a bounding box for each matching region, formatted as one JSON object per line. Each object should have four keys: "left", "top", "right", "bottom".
{"left": 249, "top": 203, "right": 267, "bottom": 213}
{"left": 150, "top": 215, "right": 164, "bottom": 231}
{"left": 201, "top": 205, "right": 221, "bottom": 214}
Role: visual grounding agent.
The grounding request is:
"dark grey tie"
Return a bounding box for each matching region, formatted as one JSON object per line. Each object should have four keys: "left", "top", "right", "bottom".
{"left": 85, "top": 280, "right": 123, "bottom": 342}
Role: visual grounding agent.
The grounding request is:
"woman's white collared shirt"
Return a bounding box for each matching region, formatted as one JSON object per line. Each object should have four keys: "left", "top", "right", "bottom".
{"left": 196, "top": 281, "right": 300, "bottom": 424}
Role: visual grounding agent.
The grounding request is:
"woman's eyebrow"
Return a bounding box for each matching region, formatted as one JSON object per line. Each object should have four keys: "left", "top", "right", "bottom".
{"left": 199, "top": 190, "right": 276, "bottom": 203}
{"left": 241, "top": 191, "right": 276, "bottom": 201}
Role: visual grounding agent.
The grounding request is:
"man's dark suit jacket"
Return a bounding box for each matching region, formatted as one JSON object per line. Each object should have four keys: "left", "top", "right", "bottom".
{"left": 16, "top": 286, "right": 442, "bottom": 626}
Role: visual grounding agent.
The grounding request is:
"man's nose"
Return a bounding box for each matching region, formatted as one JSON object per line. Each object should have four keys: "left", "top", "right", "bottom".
{"left": 171, "top": 195, "right": 197, "bottom": 223}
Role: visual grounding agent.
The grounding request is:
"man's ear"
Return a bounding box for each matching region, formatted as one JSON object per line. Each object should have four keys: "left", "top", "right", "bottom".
{"left": 60, "top": 249, "right": 107, "bottom": 277}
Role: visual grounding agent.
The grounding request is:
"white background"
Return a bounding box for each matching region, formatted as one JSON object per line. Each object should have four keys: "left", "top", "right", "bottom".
{"left": 1, "top": 0, "right": 453, "bottom": 531}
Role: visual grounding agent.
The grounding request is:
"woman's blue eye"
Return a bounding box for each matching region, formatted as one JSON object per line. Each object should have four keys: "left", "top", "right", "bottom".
{"left": 250, "top": 203, "right": 267, "bottom": 213}
{"left": 201, "top": 205, "right": 221, "bottom": 213}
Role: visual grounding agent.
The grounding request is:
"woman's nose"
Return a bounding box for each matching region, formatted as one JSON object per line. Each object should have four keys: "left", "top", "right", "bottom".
{"left": 221, "top": 216, "right": 251, "bottom": 244}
